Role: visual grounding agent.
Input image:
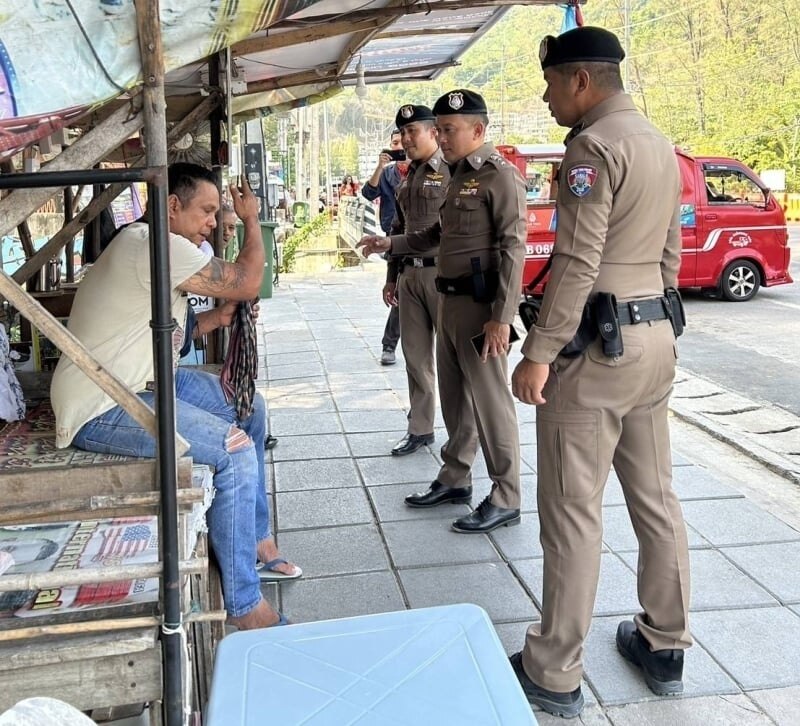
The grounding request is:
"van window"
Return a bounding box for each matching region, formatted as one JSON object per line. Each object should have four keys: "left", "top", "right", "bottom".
{"left": 703, "top": 167, "right": 765, "bottom": 206}
{"left": 525, "top": 160, "right": 560, "bottom": 203}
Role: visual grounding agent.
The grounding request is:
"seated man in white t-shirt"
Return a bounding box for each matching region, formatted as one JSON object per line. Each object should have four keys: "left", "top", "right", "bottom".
{"left": 51, "top": 164, "right": 299, "bottom": 629}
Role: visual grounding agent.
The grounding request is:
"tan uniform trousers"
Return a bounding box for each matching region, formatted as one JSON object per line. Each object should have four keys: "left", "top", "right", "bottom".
{"left": 436, "top": 295, "right": 521, "bottom": 509}
{"left": 523, "top": 319, "right": 692, "bottom": 692}
{"left": 398, "top": 265, "right": 439, "bottom": 435}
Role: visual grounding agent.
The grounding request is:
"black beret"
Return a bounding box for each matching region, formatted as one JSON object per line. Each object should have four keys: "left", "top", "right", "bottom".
{"left": 432, "top": 89, "right": 487, "bottom": 116}
{"left": 540, "top": 26, "right": 625, "bottom": 69}
{"left": 395, "top": 104, "right": 435, "bottom": 128}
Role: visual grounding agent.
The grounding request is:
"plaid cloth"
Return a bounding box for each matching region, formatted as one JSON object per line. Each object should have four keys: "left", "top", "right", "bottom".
{"left": 220, "top": 299, "right": 258, "bottom": 420}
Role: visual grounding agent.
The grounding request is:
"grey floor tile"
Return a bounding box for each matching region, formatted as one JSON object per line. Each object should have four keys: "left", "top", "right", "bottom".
{"left": 583, "top": 616, "right": 738, "bottom": 705}
{"left": 398, "top": 562, "right": 540, "bottom": 622}
{"left": 271, "top": 433, "right": 351, "bottom": 461}
{"left": 513, "top": 553, "right": 640, "bottom": 616}
{"left": 367, "top": 483, "right": 472, "bottom": 522}
{"left": 721, "top": 541, "right": 800, "bottom": 603}
{"left": 279, "top": 571, "right": 405, "bottom": 624}
{"left": 493, "top": 621, "right": 535, "bottom": 655}
{"left": 273, "top": 458, "right": 362, "bottom": 492}
{"left": 602, "top": 504, "right": 708, "bottom": 552}
{"left": 381, "top": 519, "right": 500, "bottom": 568}
{"left": 267, "top": 361, "right": 326, "bottom": 380}
{"left": 267, "top": 392, "right": 337, "bottom": 414}
{"left": 691, "top": 607, "right": 800, "bottom": 689}
{"left": 604, "top": 694, "right": 773, "bottom": 725}
{"left": 490, "top": 514, "right": 542, "bottom": 561}
{"left": 682, "top": 499, "right": 800, "bottom": 547}
{"left": 748, "top": 685, "right": 800, "bottom": 726}
{"left": 672, "top": 451, "right": 692, "bottom": 467}
{"left": 602, "top": 470, "right": 626, "bottom": 506}
{"left": 520, "top": 444, "right": 537, "bottom": 471}
{"left": 671, "top": 465, "right": 744, "bottom": 500}
{"left": 356, "top": 453, "right": 441, "bottom": 486}
{"left": 792, "top": 605, "right": 800, "bottom": 618}
{"left": 332, "top": 388, "right": 404, "bottom": 411}
{"left": 269, "top": 411, "right": 343, "bottom": 436}
{"left": 276, "top": 524, "right": 390, "bottom": 579}
{"left": 320, "top": 352, "right": 380, "bottom": 373}
{"left": 346, "top": 430, "right": 409, "bottom": 457}
{"left": 275, "top": 487, "right": 373, "bottom": 531}
{"left": 619, "top": 549, "right": 778, "bottom": 611}
{"left": 340, "top": 409, "right": 411, "bottom": 433}
{"left": 327, "top": 371, "right": 390, "bottom": 390}
{"left": 267, "top": 351, "right": 321, "bottom": 368}
{"left": 314, "top": 336, "right": 369, "bottom": 351}
{"left": 265, "top": 340, "right": 318, "bottom": 356}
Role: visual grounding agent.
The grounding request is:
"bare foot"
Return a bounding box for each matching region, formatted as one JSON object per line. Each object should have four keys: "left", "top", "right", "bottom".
{"left": 227, "top": 598, "right": 283, "bottom": 630}
{"left": 257, "top": 537, "right": 300, "bottom": 577}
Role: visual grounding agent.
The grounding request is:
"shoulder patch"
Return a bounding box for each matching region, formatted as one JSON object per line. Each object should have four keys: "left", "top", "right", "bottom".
{"left": 567, "top": 164, "right": 598, "bottom": 197}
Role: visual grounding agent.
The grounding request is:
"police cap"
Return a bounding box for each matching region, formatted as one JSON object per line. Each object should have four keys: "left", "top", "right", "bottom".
{"left": 539, "top": 26, "right": 625, "bottom": 70}
{"left": 432, "top": 89, "right": 487, "bottom": 116}
{"left": 395, "top": 104, "right": 435, "bottom": 129}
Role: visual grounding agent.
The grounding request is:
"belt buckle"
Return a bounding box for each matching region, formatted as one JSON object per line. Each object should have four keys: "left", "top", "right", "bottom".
{"left": 412, "top": 258, "right": 423, "bottom": 268}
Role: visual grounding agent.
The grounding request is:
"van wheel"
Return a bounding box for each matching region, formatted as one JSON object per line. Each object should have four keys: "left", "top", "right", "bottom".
{"left": 720, "top": 260, "right": 760, "bottom": 301}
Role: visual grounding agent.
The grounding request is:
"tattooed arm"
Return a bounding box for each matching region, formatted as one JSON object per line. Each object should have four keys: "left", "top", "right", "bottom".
{"left": 177, "top": 180, "right": 265, "bottom": 300}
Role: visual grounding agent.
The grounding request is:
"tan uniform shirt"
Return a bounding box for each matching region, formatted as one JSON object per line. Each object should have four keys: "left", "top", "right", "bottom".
{"left": 521, "top": 94, "right": 682, "bottom": 364}
{"left": 390, "top": 141, "right": 527, "bottom": 323}
{"left": 387, "top": 149, "right": 449, "bottom": 283}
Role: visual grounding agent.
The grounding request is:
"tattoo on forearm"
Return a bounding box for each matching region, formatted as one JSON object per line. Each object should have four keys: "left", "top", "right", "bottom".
{"left": 186, "top": 258, "right": 246, "bottom": 295}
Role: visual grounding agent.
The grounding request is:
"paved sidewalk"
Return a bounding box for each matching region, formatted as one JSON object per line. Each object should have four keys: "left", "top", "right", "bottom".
{"left": 256, "top": 265, "right": 800, "bottom": 725}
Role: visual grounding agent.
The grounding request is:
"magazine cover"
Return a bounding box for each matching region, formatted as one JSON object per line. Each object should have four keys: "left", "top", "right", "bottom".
{"left": 0, "top": 516, "right": 160, "bottom": 619}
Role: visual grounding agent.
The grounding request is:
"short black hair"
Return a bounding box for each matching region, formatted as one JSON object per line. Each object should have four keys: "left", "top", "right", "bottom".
{"left": 168, "top": 163, "right": 217, "bottom": 206}
{"left": 553, "top": 61, "right": 624, "bottom": 91}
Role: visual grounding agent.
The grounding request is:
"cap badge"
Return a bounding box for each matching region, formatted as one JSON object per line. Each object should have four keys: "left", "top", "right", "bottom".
{"left": 567, "top": 165, "right": 598, "bottom": 197}
{"left": 400, "top": 105, "right": 414, "bottom": 119}
{"left": 448, "top": 92, "right": 464, "bottom": 110}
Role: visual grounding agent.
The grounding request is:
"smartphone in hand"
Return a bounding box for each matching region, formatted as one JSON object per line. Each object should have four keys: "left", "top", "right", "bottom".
{"left": 382, "top": 148, "right": 407, "bottom": 162}
{"left": 471, "top": 326, "right": 520, "bottom": 356}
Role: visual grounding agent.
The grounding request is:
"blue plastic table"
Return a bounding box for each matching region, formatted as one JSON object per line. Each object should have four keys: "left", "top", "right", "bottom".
{"left": 206, "top": 603, "right": 536, "bottom": 725}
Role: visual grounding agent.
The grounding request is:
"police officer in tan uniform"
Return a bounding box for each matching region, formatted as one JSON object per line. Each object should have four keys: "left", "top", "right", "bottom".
{"left": 386, "top": 104, "right": 450, "bottom": 456}
{"left": 359, "top": 89, "right": 526, "bottom": 534}
{"left": 508, "top": 27, "right": 692, "bottom": 718}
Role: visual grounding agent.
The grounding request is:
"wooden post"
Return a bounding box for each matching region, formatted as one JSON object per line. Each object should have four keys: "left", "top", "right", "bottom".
{"left": 134, "top": 2, "right": 185, "bottom": 724}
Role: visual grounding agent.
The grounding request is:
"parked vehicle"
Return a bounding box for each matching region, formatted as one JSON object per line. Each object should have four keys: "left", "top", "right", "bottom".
{"left": 497, "top": 144, "right": 793, "bottom": 301}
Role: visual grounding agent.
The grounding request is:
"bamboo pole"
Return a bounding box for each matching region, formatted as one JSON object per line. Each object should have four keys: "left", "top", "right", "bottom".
{"left": 0, "top": 558, "right": 206, "bottom": 592}
{"left": 0, "top": 489, "right": 205, "bottom": 525}
{"left": 0, "top": 610, "right": 226, "bottom": 643}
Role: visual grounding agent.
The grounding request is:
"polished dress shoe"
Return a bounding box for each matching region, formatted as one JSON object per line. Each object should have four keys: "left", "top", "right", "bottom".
{"left": 405, "top": 480, "right": 472, "bottom": 508}
{"left": 451, "top": 495, "right": 520, "bottom": 533}
{"left": 264, "top": 435, "right": 278, "bottom": 450}
{"left": 616, "top": 620, "right": 684, "bottom": 695}
{"left": 509, "top": 652, "right": 584, "bottom": 719}
{"left": 391, "top": 432, "right": 434, "bottom": 456}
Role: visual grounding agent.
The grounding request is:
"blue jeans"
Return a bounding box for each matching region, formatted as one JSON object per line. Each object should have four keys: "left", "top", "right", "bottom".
{"left": 74, "top": 369, "right": 269, "bottom": 618}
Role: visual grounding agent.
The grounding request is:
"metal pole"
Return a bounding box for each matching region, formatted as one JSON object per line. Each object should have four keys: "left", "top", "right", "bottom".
{"left": 134, "top": 1, "right": 184, "bottom": 723}
{"left": 623, "top": 0, "right": 631, "bottom": 89}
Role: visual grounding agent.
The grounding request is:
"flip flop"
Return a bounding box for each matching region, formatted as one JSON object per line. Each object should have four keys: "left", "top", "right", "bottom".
{"left": 257, "top": 558, "right": 303, "bottom": 582}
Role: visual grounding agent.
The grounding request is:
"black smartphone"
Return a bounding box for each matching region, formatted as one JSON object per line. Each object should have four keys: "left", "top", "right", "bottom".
{"left": 383, "top": 148, "right": 406, "bottom": 162}
{"left": 471, "top": 326, "right": 520, "bottom": 356}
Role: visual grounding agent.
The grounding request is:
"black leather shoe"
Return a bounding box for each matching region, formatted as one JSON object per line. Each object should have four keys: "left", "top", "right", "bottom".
{"left": 265, "top": 435, "right": 278, "bottom": 450}
{"left": 451, "top": 495, "right": 520, "bottom": 533}
{"left": 616, "top": 620, "right": 684, "bottom": 696}
{"left": 405, "top": 480, "right": 472, "bottom": 508}
{"left": 391, "top": 432, "right": 434, "bottom": 456}
{"left": 509, "top": 652, "right": 584, "bottom": 719}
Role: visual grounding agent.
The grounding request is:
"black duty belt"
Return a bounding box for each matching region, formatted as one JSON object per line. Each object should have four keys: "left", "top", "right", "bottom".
{"left": 435, "top": 271, "right": 498, "bottom": 301}
{"left": 400, "top": 256, "right": 437, "bottom": 268}
{"left": 617, "top": 297, "right": 669, "bottom": 325}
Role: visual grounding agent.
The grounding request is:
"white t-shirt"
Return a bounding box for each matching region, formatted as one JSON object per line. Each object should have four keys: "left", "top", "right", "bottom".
{"left": 51, "top": 222, "right": 209, "bottom": 447}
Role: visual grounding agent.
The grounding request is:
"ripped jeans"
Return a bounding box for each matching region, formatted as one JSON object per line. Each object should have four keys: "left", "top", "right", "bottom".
{"left": 74, "top": 368, "right": 268, "bottom": 618}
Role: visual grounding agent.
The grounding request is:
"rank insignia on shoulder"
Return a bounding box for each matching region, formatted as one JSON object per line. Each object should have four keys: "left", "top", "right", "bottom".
{"left": 567, "top": 164, "right": 598, "bottom": 197}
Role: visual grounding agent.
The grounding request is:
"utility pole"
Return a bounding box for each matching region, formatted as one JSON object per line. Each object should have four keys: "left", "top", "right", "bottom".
{"left": 295, "top": 106, "right": 304, "bottom": 205}
{"left": 309, "top": 103, "right": 320, "bottom": 218}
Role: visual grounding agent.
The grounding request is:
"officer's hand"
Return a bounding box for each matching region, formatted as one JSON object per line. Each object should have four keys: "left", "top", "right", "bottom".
{"left": 356, "top": 235, "right": 391, "bottom": 257}
{"left": 382, "top": 283, "right": 398, "bottom": 307}
{"left": 229, "top": 178, "right": 259, "bottom": 222}
{"left": 478, "top": 320, "right": 510, "bottom": 361}
{"left": 512, "top": 359, "right": 549, "bottom": 406}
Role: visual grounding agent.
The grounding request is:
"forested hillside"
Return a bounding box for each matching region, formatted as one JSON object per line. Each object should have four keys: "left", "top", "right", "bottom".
{"left": 295, "top": 1, "right": 800, "bottom": 191}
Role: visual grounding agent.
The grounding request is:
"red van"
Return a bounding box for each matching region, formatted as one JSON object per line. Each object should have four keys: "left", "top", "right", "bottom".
{"left": 497, "top": 144, "right": 793, "bottom": 301}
